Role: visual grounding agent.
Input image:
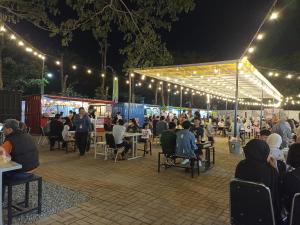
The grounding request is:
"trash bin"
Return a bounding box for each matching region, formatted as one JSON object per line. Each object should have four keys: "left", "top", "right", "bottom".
{"left": 229, "top": 139, "right": 241, "bottom": 155}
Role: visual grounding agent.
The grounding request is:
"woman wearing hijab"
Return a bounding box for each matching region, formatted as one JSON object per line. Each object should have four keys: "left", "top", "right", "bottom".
{"left": 267, "top": 133, "right": 285, "bottom": 161}
{"left": 283, "top": 143, "right": 300, "bottom": 214}
{"left": 235, "top": 139, "right": 282, "bottom": 224}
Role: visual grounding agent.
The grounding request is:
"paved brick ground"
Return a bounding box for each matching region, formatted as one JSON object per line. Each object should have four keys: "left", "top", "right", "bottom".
{"left": 27, "top": 136, "right": 242, "bottom": 225}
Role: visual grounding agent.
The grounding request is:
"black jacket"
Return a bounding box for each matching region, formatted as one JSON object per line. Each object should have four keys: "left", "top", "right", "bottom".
{"left": 5, "top": 131, "right": 39, "bottom": 172}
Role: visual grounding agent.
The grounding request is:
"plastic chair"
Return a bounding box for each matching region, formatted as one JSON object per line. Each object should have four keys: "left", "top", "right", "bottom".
{"left": 230, "top": 179, "right": 276, "bottom": 225}
{"left": 290, "top": 193, "right": 300, "bottom": 225}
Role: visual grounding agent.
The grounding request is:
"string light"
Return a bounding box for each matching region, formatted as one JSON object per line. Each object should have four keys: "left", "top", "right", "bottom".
{"left": 126, "top": 80, "right": 129, "bottom": 84}
{"left": 87, "top": 69, "right": 92, "bottom": 74}
{"left": 9, "top": 34, "right": 16, "bottom": 40}
{"left": 268, "top": 72, "right": 273, "bottom": 77}
{"left": 286, "top": 74, "right": 293, "bottom": 79}
{"left": 101, "top": 73, "right": 105, "bottom": 77}
{"left": 248, "top": 47, "right": 255, "bottom": 53}
{"left": 18, "top": 41, "right": 24, "bottom": 46}
{"left": 0, "top": 26, "right": 6, "bottom": 32}
{"left": 25, "top": 47, "right": 32, "bottom": 52}
{"left": 55, "top": 61, "right": 60, "bottom": 65}
{"left": 148, "top": 84, "right": 152, "bottom": 88}
{"left": 141, "top": 75, "right": 145, "bottom": 80}
{"left": 151, "top": 79, "right": 154, "bottom": 83}
{"left": 72, "top": 65, "right": 77, "bottom": 70}
{"left": 130, "top": 73, "right": 135, "bottom": 77}
{"left": 270, "top": 12, "right": 279, "bottom": 21}
{"left": 257, "top": 33, "right": 264, "bottom": 40}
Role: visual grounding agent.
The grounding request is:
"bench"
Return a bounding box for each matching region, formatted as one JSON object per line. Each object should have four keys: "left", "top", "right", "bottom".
{"left": 157, "top": 152, "right": 200, "bottom": 178}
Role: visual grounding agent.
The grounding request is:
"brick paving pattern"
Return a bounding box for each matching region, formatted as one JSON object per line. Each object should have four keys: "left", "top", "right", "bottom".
{"left": 27, "top": 137, "right": 242, "bottom": 225}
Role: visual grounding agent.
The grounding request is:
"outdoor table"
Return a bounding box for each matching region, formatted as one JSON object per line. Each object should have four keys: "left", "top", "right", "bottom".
{"left": 196, "top": 141, "right": 214, "bottom": 171}
{"left": 0, "top": 160, "right": 22, "bottom": 225}
{"left": 124, "top": 132, "right": 143, "bottom": 160}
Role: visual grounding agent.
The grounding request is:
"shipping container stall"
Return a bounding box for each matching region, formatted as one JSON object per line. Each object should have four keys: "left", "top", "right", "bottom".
{"left": 112, "top": 103, "right": 145, "bottom": 126}
{"left": 24, "top": 94, "right": 112, "bottom": 134}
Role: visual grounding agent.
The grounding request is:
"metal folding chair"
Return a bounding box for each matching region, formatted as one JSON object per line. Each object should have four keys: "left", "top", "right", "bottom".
{"left": 230, "top": 179, "right": 276, "bottom": 225}
{"left": 290, "top": 193, "right": 300, "bottom": 225}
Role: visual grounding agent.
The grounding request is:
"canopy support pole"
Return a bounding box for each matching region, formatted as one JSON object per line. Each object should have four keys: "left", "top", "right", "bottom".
{"left": 206, "top": 94, "right": 210, "bottom": 118}
{"left": 233, "top": 61, "right": 239, "bottom": 138}
{"left": 260, "top": 82, "right": 264, "bottom": 129}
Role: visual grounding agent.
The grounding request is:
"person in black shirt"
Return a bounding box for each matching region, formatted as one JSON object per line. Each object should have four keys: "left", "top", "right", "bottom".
{"left": 190, "top": 117, "right": 204, "bottom": 156}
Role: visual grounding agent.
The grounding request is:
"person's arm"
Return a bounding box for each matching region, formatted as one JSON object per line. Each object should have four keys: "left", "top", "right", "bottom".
{"left": 0, "top": 141, "right": 12, "bottom": 155}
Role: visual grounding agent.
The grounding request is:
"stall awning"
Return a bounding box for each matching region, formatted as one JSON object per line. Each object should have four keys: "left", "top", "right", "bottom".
{"left": 133, "top": 59, "right": 282, "bottom": 102}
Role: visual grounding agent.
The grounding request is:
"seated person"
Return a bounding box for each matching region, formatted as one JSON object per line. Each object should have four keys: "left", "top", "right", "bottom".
{"left": 235, "top": 139, "right": 282, "bottom": 224}
{"left": 283, "top": 143, "right": 300, "bottom": 214}
{"left": 190, "top": 117, "right": 204, "bottom": 155}
{"left": 160, "top": 122, "right": 177, "bottom": 158}
{"left": 267, "top": 133, "right": 285, "bottom": 161}
{"left": 176, "top": 121, "right": 199, "bottom": 165}
{"left": 126, "top": 118, "right": 140, "bottom": 133}
{"left": 156, "top": 116, "right": 168, "bottom": 136}
{"left": 49, "top": 114, "right": 64, "bottom": 150}
{"left": 113, "top": 119, "right": 131, "bottom": 157}
{"left": 259, "top": 129, "right": 271, "bottom": 141}
{"left": 217, "top": 119, "right": 225, "bottom": 135}
{"left": 0, "top": 119, "right": 39, "bottom": 182}
{"left": 62, "top": 117, "right": 75, "bottom": 142}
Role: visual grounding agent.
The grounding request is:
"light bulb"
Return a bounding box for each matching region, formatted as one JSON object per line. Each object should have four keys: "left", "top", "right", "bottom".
{"left": 270, "top": 12, "right": 279, "bottom": 20}
{"left": 248, "top": 47, "right": 255, "bottom": 53}
{"left": 257, "top": 33, "right": 264, "bottom": 40}
{"left": 87, "top": 69, "right": 92, "bottom": 74}
{"left": 55, "top": 61, "right": 60, "bottom": 65}
{"left": 72, "top": 65, "right": 77, "bottom": 70}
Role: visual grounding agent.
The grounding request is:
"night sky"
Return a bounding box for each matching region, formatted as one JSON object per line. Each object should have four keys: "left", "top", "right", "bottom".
{"left": 8, "top": 0, "right": 300, "bottom": 105}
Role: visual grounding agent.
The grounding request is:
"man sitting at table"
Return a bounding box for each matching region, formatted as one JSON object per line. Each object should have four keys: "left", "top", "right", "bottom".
{"left": 112, "top": 119, "right": 131, "bottom": 158}
{"left": 176, "top": 120, "right": 199, "bottom": 166}
{"left": 0, "top": 119, "right": 39, "bottom": 182}
{"left": 160, "top": 122, "right": 177, "bottom": 160}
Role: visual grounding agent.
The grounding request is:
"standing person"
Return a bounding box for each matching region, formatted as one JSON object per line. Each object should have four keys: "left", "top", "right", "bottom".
{"left": 272, "top": 117, "right": 293, "bottom": 148}
{"left": 74, "top": 107, "right": 91, "bottom": 156}
{"left": 141, "top": 123, "right": 152, "bottom": 153}
{"left": 205, "top": 119, "right": 215, "bottom": 144}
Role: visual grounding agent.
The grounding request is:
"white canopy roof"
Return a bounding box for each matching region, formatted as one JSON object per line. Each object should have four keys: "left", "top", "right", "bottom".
{"left": 133, "top": 58, "right": 282, "bottom": 103}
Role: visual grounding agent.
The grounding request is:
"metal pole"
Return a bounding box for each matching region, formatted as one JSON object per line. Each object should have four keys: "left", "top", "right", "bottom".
{"left": 272, "top": 97, "right": 275, "bottom": 114}
{"left": 233, "top": 61, "right": 239, "bottom": 138}
{"left": 180, "top": 86, "right": 183, "bottom": 115}
{"left": 128, "top": 74, "right": 132, "bottom": 121}
{"left": 41, "top": 59, "right": 45, "bottom": 95}
{"left": 206, "top": 94, "right": 210, "bottom": 118}
{"left": 167, "top": 90, "right": 170, "bottom": 106}
{"left": 260, "top": 82, "right": 264, "bottom": 129}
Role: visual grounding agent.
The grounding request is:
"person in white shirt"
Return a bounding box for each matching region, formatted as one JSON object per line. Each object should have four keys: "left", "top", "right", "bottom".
{"left": 141, "top": 123, "right": 152, "bottom": 153}
{"left": 112, "top": 119, "right": 131, "bottom": 156}
{"left": 266, "top": 133, "right": 285, "bottom": 161}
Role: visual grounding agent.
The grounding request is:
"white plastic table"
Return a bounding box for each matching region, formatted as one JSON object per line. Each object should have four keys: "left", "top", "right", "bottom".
{"left": 0, "top": 161, "right": 22, "bottom": 225}
{"left": 124, "top": 132, "right": 143, "bottom": 160}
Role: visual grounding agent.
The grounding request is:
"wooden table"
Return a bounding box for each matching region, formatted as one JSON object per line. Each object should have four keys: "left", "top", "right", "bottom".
{"left": 0, "top": 161, "right": 22, "bottom": 225}
{"left": 196, "top": 141, "right": 215, "bottom": 171}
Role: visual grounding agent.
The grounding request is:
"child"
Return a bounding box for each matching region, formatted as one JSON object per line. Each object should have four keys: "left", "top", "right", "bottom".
{"left": 141, "top": 123, "right": 152, "bottom": 153}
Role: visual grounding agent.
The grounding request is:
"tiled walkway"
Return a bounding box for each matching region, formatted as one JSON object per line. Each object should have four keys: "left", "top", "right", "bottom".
{"left": 28, "top": 137, "right": 242, "bottom": 225}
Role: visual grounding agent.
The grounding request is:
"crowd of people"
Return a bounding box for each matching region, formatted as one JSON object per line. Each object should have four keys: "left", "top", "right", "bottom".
{"left": 235, "top": 115, "right": 300, "bottom": 224}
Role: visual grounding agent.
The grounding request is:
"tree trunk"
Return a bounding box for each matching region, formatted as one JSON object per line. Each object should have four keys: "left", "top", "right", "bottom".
{"left": 0, "top": 35, "right": 4, "bottom": 90}
{"left": 100, "top": 41, "right": 107, "bottom": 100}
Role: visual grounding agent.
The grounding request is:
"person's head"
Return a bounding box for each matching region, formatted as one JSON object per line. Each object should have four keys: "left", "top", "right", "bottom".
{"left": 194, "top": 111, "right": 200, "bottom": 118}
{"left": 65, "top": 117, "right": 72, "bottom": 125}
{"left": 160, "top": 116, "right": 165, "bottom": 121}
{"left": 266, "top": 133, "right": 282, "bottom": 149}
{"left": 259, "top": 129, "right": 271, "bottom": 141}
{"left": 143, "top": 123, "right": 149, "bottom": 129}
{"left": 79, "top": 107, "right": 85, "bottom": 116}
{"left": 194, "top": 117, "right": 200, "bottom": 126}
{"left": 117, "top": 112, "right": 121, "bottom": 115}
{"left": 287, "top": 143, "right": 300, "bottom": 168}
{"left": 3, "top": 119, "right": 20, "bottom": 136}
{"left": 182, "top": 120, "right": 191, "bottom": 130}
{"left": 244, "top": 139, "right": 270, "bottom": 163}
{"left": 54, "top": 114, "right": 61, "bottom": 120}
{"left": 168, "top": 122, "right": 176, "bottom": 130}
{"left": 118, "top": 119, "right": 124, "bottom": 126}
{"left": 221, "top": 119, "right": 224, "bottom": 122}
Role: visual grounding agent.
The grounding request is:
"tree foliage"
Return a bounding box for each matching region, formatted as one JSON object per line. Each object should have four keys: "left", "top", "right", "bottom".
{"left": 60, "top": 0, "right": 196, "bottom": 68}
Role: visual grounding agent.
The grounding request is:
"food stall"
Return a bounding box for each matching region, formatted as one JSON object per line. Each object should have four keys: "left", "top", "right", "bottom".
{"left": 24, "top": 95, "right": 112, "bottom": 134}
